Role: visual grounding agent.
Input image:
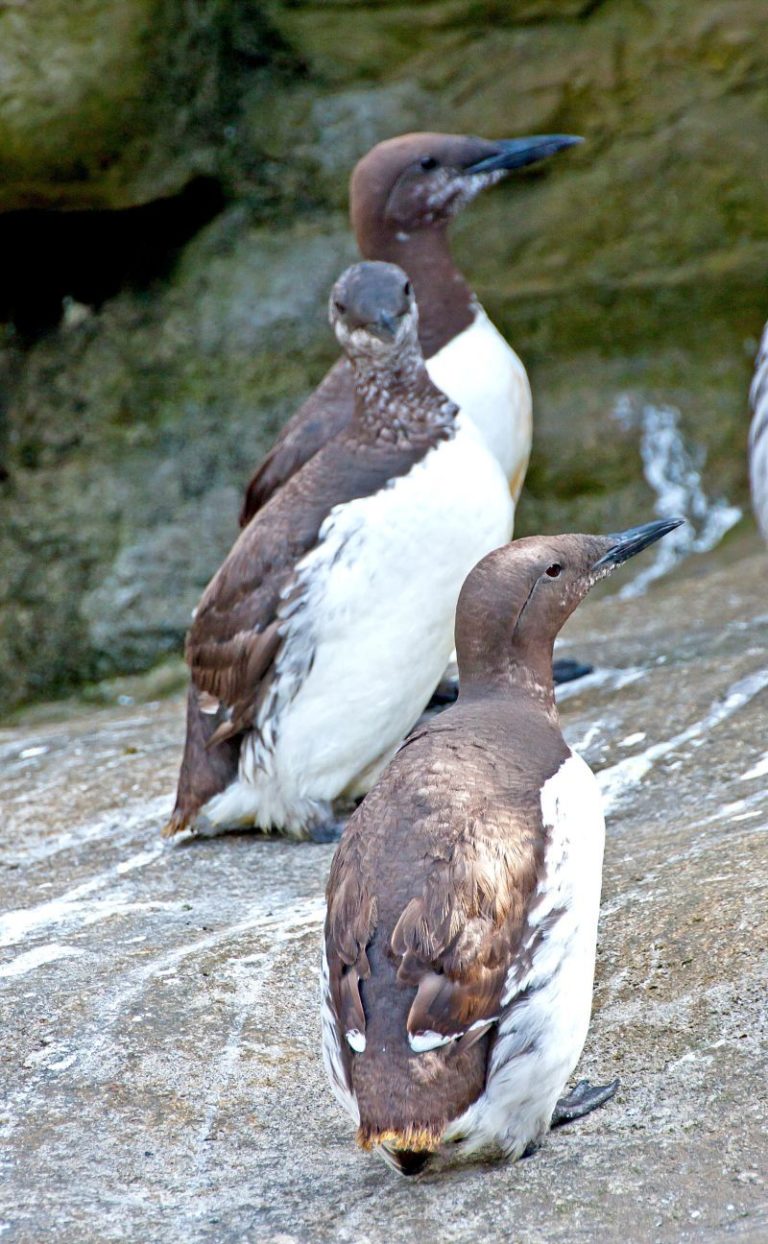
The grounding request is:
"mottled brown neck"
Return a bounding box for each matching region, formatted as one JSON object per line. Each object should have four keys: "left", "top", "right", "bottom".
{"left": 358, "top": 227, "right": 475, "bottom": 359}
{"left": 348, "top": 344, "right": 458, "bottom": 444}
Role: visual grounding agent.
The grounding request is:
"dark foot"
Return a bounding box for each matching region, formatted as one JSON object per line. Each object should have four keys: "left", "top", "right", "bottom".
{"left": 520, "top": 1140, "right": 541, "bottom": 1160}
{"left": 553, "top": 658, "right": 593, "bottom": 686}
{"left": 426, "top": 676, "right": 459, "bottom": 708}
{"left": 306, "top": 819, "right": 345, "bottom": 844}
{"left": 551, "top": 1078, "right": 619, "bottom": 1127}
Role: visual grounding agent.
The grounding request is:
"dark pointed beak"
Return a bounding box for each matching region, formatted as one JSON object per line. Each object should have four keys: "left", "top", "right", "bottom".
{"left": 464, "top": 134, "right": 583, "bottom": 175}
{"left": 592, "top": 517, "right": 685, "bottom": 570}
{"left": 369, "top": 309, "right": 400, "bottom": 340}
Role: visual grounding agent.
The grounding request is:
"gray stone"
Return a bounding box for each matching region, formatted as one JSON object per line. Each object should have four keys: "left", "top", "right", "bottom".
{"left": 0, "top": 0, "right": 229, "bottom": 210}
{"left": 1, "top": 535, "right": 766, "bottom": 1241}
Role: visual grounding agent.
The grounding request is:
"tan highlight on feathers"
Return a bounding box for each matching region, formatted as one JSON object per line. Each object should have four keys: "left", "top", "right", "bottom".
{"left": 356, "top": 1124, "right": 442, "bottom": 1153}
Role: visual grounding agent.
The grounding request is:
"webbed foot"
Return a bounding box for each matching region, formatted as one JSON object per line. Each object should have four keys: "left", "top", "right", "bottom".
{"left": 552, "top": 658, "right": 593, "bottom": 685}
{"left": 520, "top": 1140, "right": 541, "bottom": 1160}
{"left": 551, "top": 1078, "right": 619, "bottom": 1127}
{"left": 306, "top": 819, "right": 346, "bottom": 844}
{"left": 427, "top": 676, "right": 459, "bottom": 707}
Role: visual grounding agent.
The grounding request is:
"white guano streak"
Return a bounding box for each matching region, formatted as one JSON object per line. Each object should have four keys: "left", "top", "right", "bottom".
{"left": 598, "top": 668, "right": 768, "bottom": 813}
{"left": 612, "top": 397, "right": 741, "bottom": 597}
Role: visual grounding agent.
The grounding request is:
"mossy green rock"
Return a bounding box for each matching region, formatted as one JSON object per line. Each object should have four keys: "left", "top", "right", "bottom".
{"left": 1, "top": 0, "right": 766, "bottom": 706}
{"left": 0, "top": 0, "right": 268, "bottom": 210}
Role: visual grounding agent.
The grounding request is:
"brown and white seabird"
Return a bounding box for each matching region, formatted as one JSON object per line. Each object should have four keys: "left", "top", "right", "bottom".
{"left": 239, "top": 131, "right": 582, "bottom": 525}
{"left": 322, "top": 517, "right": 683, "bottom": 1174}
{"left": 164, "top": 261, "right": 513, "bottom": 839}
{"left": 749, "top": 322, "right": 768, "bottom": 539}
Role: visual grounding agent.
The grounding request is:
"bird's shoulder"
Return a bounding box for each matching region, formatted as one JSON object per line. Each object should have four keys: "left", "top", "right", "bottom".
{"left": 239, "top": 358, "right": 355, "bottom": 524}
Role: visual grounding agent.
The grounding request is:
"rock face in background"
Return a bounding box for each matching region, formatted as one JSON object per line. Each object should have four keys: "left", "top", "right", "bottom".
{"left": 0, "top": 0, "right": 284, "bottom": 211}
{"left": 2, "top": 0, "right": 767, "bottom": 706}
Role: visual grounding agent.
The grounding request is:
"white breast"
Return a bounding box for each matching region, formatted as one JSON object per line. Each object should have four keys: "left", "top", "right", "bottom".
{"left": 445, "top": 751, "right": 606, "bottom": 1159}
{"left": 749, "top": 322, "right": 768, "bottom": 540}
{"left": 426, "top": 307, "right": 532, "bottom": 496}
{"left": 266, "top": 420, "right": 515, "bottom": 807}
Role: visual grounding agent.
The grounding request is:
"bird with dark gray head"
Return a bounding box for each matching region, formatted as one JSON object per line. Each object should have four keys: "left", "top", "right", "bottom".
{"left": 322, "top": 517, "right": 683, "bottom": 1175}
{"left": 164, "top": 260, "right": 514, "bottom": 840}
{"left": 240, "top": 131, "right": 582, "bottom": 525}
{"left": 749, "top": 322, "right": 768, "bottom": 539}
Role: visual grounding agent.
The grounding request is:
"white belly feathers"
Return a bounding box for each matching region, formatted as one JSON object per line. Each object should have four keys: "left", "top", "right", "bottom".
{"left": 426, "top": 306, "right": 532, "bottom": 497}
{"left": 203, "top": 419, "right": 514, "bottom": 835}
{"left": 444, "top": 751, "right": 606, "bottom": 1157}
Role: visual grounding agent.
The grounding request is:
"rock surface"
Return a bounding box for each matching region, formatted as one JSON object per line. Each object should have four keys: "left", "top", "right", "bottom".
{"left": 2, "top": 534, "right": 766, "bottom": 1242}
{"left": 1, "top": 0, "right": 766, "bottom": 704}
{"left": 0, "top": 1, "right": 283, "bottom": 211}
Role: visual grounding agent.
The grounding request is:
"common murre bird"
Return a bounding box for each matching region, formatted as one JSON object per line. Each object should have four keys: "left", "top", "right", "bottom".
{"left": 322, "top": 517, "right": 683, "bottom": 1175}
{"left": 749, "top": 321, "right": 768, "bottom": 539}
{"left": 164, "top": 261, "right": 513, "bottom": 839}
{"left": 239, "top": 131, "right": 582, "bottom": 526}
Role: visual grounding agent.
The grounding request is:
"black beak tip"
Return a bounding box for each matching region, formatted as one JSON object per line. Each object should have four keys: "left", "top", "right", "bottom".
{"left": 377, "top": 311, "right": 398, "bottom": 337}
{"left": 594, "top": 516, "right": 686, "bottom": 570}
{"left": 547, "top": 134, "right": 585, "bottom": 151}
{"left": 465, "top": 133, "right": 585, "bottom": 176}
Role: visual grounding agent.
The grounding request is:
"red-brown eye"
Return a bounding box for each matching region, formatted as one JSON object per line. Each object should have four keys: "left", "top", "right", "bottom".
{"left": 546, "top": 564, "right": 562, "bottom": 578}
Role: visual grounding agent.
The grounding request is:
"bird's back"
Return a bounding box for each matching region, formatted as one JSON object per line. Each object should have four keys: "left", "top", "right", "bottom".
{"left": 324, "top": 696, "right": 570, "bottom": 1154}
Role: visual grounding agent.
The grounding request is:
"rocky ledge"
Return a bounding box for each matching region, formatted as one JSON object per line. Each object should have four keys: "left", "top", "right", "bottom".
{"left": 1, "top": 533, "right": 766, "bottom": 1242}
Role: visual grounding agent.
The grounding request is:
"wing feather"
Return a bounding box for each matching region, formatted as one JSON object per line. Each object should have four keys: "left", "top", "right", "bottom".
{"left": 239, "top": 360, "right": 354, "bottom": 525}
{"left": 188, "top": 425, "right": 442, "bottom": 745}
{"left": 325, "top": 836, "right": 378, "bottom": 1050}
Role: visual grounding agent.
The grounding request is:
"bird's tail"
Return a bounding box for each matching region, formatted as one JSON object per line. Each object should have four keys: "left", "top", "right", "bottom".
{"left": 162, "top": 685, "right": 240, "bottom": 836}
{"left": 349, "top": 941, "right": 486, "bottom": 1176}
{"left": 376, "top": 1141, "right": 434, "bottom": 1178}
{"left": 356, "top": 1122, "right": 441, "bottom": 1155}
{"left": 357, "top": 1122, "right": 440, "bottom": 1177}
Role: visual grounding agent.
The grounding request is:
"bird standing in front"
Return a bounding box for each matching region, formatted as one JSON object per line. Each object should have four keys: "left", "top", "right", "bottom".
{"left": 164, "top": 261, "right": 513, "bottom": 840}
{"left": 322, "top": 518, "right": 683, "bottom": 1174}
{"left": 240, "top": 131, "right": 582, "bottom": 524}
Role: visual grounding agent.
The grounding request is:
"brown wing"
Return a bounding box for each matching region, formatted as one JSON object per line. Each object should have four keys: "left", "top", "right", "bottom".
{"left": 189, "top": 426, "right": 444, "bottom": 746}
{"left": 395, "top": 809, "right": 543, "bottom": 1048}
{"left": 186, "top": 484, "right": 323, "bottom": 744}
{"left": 325, "top": 715, "right": 558, "bottom": 1054}
{"left": 325, "top": 833, "right": 377, "bottom": 1049}
{"left": 239, "top": 359, "right": 355, "bottom": 526}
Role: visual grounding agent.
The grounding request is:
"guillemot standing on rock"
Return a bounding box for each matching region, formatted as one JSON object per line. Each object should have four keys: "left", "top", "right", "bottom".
{"left": 164, "top": 261, "right": 513, "bottom": 840}
{"left": 239, "top": 131, "right": 582, "bottom": 525}
{"left": 322, "top": 517, "right": 683, "bottom": 1175}
{"left": 749, "top": 321, "right": 768, "bottom": 539}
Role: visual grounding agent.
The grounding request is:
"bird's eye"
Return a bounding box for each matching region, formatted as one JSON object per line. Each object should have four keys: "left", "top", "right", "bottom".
{"left": 334, "top": 301, "right": 346, "bottom": 314}
{"left": 403, "top": 281, "right": 411, "bottom": 296}
{"left": 545, "top": 563, "right": 562, "bottom": 578}
{"left": 420, "top": 156, "right": 438, "bottom": 171}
